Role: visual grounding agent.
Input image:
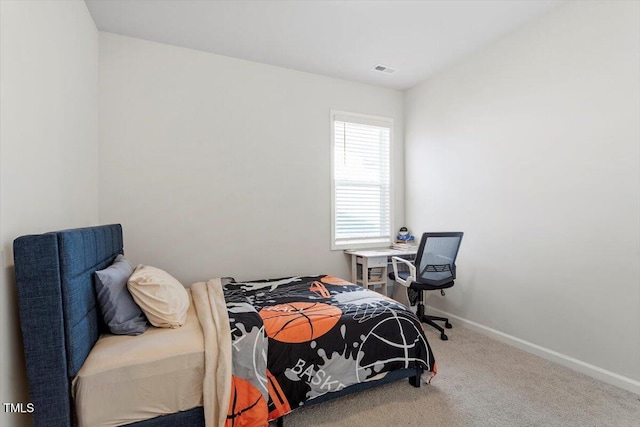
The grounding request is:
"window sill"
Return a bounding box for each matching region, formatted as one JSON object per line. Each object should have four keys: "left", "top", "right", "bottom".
{"left": 331, "top": 241, "right": 392, "bottom": 251}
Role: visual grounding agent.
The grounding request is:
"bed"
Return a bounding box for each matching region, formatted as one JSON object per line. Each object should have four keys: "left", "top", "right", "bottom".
{"left": 13, "top": 224, "right": 436, "bottom": 427}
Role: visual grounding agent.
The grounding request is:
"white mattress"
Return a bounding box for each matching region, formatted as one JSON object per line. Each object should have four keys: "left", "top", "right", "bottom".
{"left": 72, "top": 290, "right": 204, "bottom": 427}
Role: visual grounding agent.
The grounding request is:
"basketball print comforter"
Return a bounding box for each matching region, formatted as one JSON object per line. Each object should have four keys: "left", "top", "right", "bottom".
{"left": 193, "top": 275, "right": 436, "bottom": 427}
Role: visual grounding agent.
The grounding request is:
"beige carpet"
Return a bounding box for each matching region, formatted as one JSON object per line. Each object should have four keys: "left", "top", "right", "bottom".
{"left": 275, "top": 326, "right": 640, "bottom": 427}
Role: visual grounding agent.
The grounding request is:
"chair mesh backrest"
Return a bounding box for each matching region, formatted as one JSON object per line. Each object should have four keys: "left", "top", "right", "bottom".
{"left": 415, "top": 232, "right": 463, "bottom": 283}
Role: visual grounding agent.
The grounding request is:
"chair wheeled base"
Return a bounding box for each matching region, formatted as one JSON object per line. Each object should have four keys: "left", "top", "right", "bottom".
{"left": 415, "top": 290, "right": 452, "bottom": 340}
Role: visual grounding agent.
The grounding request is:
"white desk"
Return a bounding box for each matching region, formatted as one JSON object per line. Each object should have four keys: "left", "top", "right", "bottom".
{"left": 344, "top": 248, "right": 417, "bottom": 296}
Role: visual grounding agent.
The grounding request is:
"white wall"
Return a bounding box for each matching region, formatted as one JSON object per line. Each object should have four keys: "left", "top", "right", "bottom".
{"left": 404, "top": 0, "right": 640, "bottom": 389}
{"left": 0, "top": 1, "right": 99, "bottom": 425}
{"left": 98, "top": 33, "right": 404, "bottom": 285}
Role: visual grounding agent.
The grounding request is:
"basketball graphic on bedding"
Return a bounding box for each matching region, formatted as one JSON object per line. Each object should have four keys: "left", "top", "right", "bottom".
{"left": 309, "top": 281, "right": 331, "bottom": 298}
{"left": 266, "top": 369, "right": 291, "bottom": 420}
{"left": 355, "top": 315, "right": 429, "bottom": 382}
{"left": 259, "top": 302, "right": 342, "bottom": 343}
{"left": 222, "top": 275, "right": 436, "bottom": 423}
{"left": 320, "top": 275, "right": 352, "bottom": 286}
{"left": 226, "top": 376, "right": 268, "bottom": 427}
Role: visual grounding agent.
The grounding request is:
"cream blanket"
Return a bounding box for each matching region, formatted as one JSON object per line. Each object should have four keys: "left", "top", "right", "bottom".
{"left": 191, "top": 279, "right": 233, "bottom": 427}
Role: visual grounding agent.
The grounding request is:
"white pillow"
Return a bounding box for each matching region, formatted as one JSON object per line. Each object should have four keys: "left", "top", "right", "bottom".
{"left": 127, "top": 264, "right": 189, "bottom": 328}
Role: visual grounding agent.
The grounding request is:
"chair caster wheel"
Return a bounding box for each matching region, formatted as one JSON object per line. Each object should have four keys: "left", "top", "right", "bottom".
{"left": 445, "top": 322, "right": 452, "bottom": 329}
{"left": 440, "top": 333, "right": 448, "bottom": 341}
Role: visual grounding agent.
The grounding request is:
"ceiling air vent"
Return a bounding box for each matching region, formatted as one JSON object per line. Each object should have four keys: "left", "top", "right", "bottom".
{"left": 372, "top": 64, "right": 397, "bottom": 74}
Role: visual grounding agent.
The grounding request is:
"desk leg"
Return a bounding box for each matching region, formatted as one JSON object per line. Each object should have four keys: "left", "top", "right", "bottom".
{"left": 351, "top": 255, "right": 357, "bottom": 285}
{"left": 362, "top": 257, "right": 369, "bottom": 290}
{"left": 381, "top": 264, "right": 388, "bottom": 296}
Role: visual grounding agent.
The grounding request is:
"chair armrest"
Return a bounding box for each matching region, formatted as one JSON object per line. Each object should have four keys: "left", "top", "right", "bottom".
{"left": 391, "top": 256, "right": 416, "bottom": 288}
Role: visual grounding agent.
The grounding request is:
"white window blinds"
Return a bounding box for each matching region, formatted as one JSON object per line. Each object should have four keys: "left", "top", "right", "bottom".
{"left": 332, "top": 113, "right": 392, "bottom": 249}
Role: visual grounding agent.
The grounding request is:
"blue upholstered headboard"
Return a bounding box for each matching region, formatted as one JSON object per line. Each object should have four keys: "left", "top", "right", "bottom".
{"left": 13, "top": 224, "right": 123, "bottom": 427}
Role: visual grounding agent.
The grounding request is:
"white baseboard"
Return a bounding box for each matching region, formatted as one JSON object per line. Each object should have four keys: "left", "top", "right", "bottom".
{"left": 426, "top": 306, "right": 640, "bottom": 395}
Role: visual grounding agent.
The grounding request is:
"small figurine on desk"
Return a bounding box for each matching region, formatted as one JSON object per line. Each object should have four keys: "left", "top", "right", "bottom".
{"left": 392, "top": 227, "right": 417, "bottom": 250}
{"left": 396, "top": 226, "right": 415, "bottom": 243}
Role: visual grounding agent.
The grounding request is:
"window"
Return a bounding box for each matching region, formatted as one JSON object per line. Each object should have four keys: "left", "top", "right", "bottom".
{"left": 331, "top": 111, "right": 392, "bottom": 250}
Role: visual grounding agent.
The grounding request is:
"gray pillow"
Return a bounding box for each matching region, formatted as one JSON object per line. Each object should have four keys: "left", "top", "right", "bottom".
{"left": 95, "top": 255, "right": 149, "bottom": 335}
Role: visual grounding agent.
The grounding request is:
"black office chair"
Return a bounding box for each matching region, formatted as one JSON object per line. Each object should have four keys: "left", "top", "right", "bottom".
{"left": 389, "top": 232, "right": 463, "bottom": 341}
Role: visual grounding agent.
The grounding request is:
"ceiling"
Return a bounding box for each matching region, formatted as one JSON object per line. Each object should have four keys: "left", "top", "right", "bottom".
{"left": 85, "top": 0, "right": 560, "bottom": 91}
